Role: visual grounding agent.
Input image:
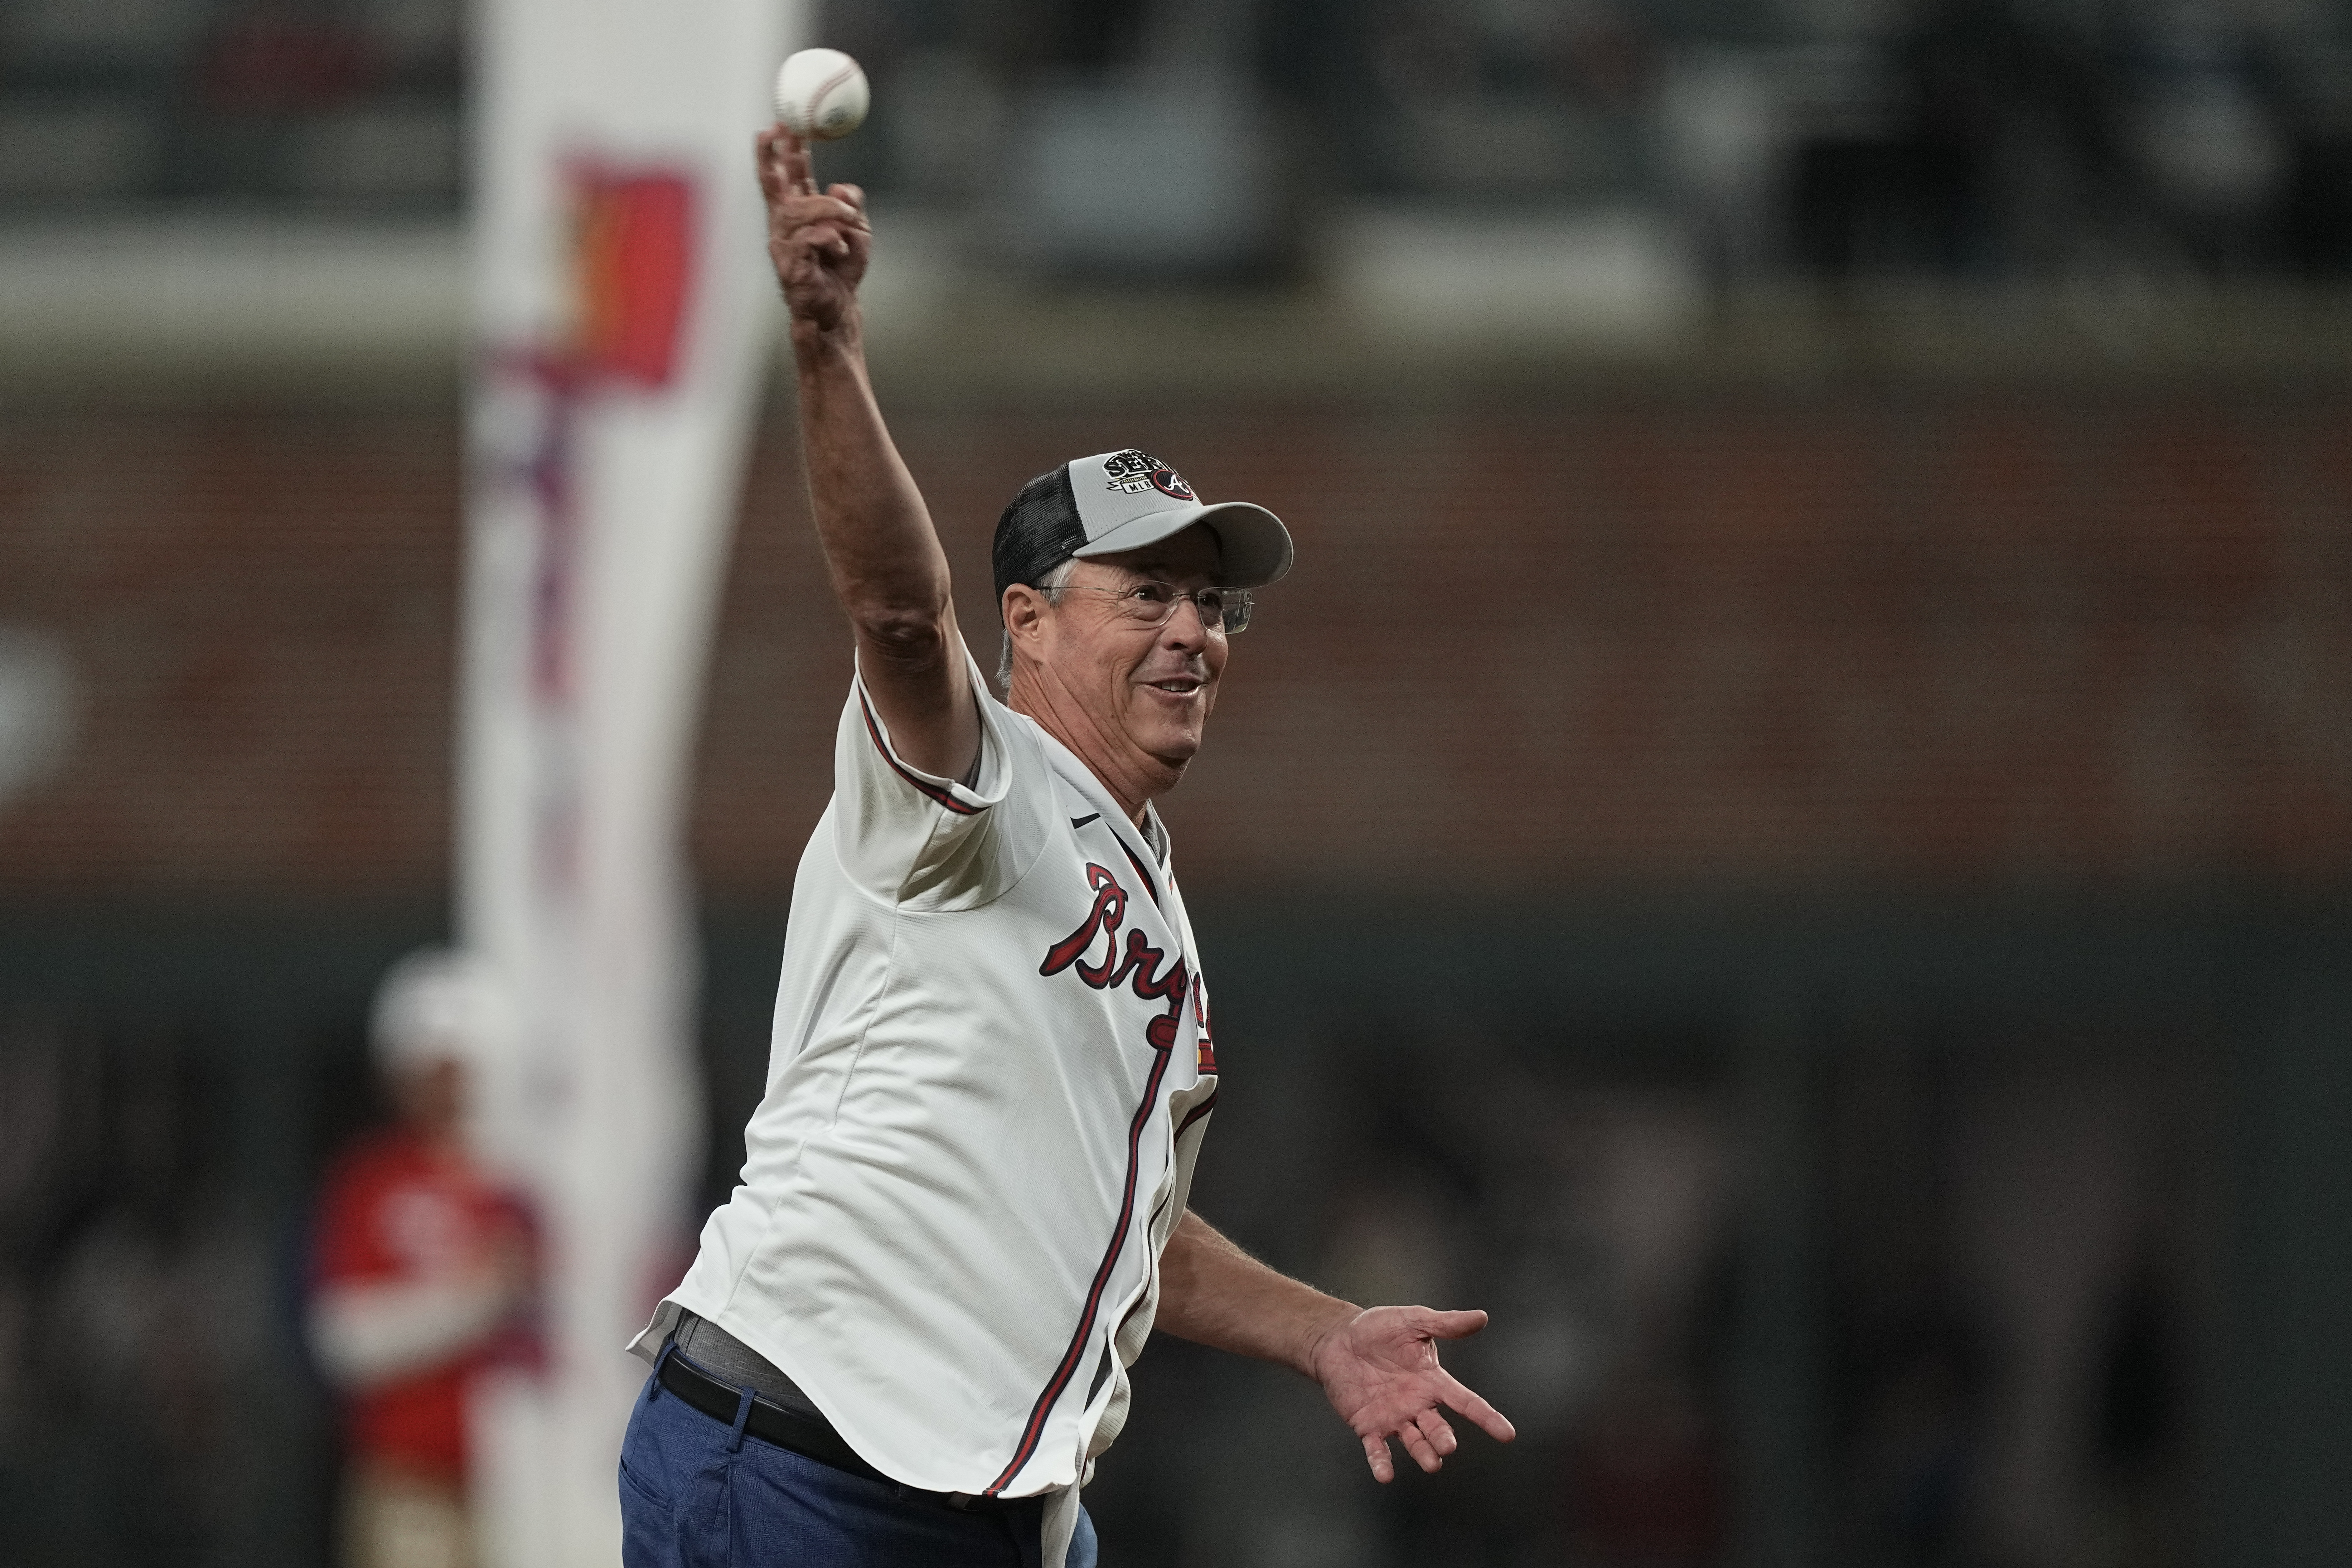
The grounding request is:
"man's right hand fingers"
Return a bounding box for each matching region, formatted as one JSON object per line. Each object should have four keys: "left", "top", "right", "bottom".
{"left": 755, "top": 127, "right": 784, "bottom": 202}
{"left": 775, "top": 195, "right": 868, "bottom": 267}
{"left": 779, "top": 130, "right": 814, "bottom": 197}
{"left": 759, "top": 129, "right": 871, "bottom": 319}
{"left": 789, "top": 195, "right": 867, "bottom": 229}
{"left": 754, "top": 127, "right": 820, "bottom": 203}
{"left": 793, "top": 223, "right": 851, "bottom": 261}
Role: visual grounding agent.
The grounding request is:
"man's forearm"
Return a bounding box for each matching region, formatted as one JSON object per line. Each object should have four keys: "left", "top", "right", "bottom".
{"left": 1155, "top": 1210, "right": 1358, "bottom": 1377}
{"left": 793, "top": 322, "right": 951, "bottom": 638}
{"left": 1160, "top": 1211, "right": 1517, "bottom": 1482}
{"left": 761, "top": 128, "right": 947, "bottom": 652}
{"left": 791, "top": 314, "right": 976, "bottom": 777}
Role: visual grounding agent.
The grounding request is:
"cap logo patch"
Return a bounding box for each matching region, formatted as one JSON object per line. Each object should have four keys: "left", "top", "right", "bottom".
{"left": 1101, "top": 448, "right": 1195, "bottom": 502}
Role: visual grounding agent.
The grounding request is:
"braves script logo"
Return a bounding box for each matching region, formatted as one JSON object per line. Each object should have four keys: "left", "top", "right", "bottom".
{"left": 1101, "top": 448, "right": 1197, "bottom": 502}
{"left": 1040, "top": 864, "right": 1191, "bottom": 1053}
{"left": 1191, "top": 974, "right": 1217, "bottom": 1074}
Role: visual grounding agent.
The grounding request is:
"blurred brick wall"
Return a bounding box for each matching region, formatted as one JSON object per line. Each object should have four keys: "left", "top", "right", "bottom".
{"left": 0, "top": 412, "right": 458, "bottom": 892}
{"left": 4, "top": 388, "right": 2348, "bottom": 896}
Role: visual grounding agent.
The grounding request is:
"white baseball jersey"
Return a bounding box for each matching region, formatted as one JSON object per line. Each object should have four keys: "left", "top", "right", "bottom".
{"left": 634, "top": 647, "right": 1219, "bottom": 1513}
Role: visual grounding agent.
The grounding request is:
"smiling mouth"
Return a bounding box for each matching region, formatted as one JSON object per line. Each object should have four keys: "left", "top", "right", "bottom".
{"left": 1146, "top": 679, "right": 1202, "bottom": 696}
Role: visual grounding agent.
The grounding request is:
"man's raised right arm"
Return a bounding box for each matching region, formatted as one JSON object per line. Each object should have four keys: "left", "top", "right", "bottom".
{"left": 758, "top": 127, "right": 978, "bottom": 783}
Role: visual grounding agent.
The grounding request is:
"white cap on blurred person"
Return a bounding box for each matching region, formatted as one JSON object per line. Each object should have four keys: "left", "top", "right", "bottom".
{"left": 370, "top": 948, "right": 517, "bottom": 1075}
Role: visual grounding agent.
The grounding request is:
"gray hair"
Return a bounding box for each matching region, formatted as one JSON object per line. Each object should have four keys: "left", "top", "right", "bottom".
{"left": 996, "top": 557, "right": 1078, "bottom": 692}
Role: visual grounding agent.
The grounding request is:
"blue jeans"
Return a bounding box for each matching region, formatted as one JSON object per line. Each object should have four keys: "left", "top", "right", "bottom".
{"left": 618, "top": 1369, "right": 1098, "bottom": 1568}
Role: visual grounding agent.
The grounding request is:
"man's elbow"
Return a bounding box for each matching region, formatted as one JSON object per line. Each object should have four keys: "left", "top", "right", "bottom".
{"left": 853, "top": 605, "right": 954, "bottom": 665}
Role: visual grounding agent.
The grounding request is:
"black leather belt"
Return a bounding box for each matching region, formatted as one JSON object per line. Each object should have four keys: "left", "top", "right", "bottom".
{"left": 657, "top": 1346, "right": 1016, "bottom": 1515}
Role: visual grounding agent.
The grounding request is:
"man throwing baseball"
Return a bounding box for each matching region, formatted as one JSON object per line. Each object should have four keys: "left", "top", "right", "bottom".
{"left": 616, "top": 128, "right": 1515, "bottom": 1568}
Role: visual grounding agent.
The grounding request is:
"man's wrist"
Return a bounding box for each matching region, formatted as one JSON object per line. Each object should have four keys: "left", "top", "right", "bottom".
{"left": 1293, "top": 1298, "right": 1361, "bottom": 1383}
{"left": 789, "top": 312, "right": 865, "bottom": 368}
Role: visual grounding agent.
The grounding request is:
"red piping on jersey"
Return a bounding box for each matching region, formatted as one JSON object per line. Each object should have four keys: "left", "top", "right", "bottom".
{"left": 1175, "top": 1091, "right": 1218, "bottom": 1139}
{"left": 1113, "top": 1195, "right": 1176, "bottom": 1345}
{"left": 1087, "top": 1090, "right": 1221, "bottom": 1413}
{"left": 984, "top": 1038, "right": 1175, "bottom": 1495}
{"left": 856, "top": 686, "right": 983, "bottom": 816}
{"left": 1115, "top": 841, "right": 1159, "bottom": 907}
{"left": 1095, "top": 1093, "right": 1221, "bottom": 1365}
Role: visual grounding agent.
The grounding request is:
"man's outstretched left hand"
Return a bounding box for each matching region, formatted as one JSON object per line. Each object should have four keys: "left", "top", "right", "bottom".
{"left": 1307, "top": 1306, "right": 1517, "bottom": 1481}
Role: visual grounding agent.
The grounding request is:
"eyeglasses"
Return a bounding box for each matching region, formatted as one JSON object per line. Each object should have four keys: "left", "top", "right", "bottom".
{"left": 1047, "top": 580, "right": 1255, "bottom": 635}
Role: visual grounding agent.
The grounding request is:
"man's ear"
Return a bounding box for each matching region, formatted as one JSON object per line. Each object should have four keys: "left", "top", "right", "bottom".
{"left": 1002, "top": 584, "right": 1046, "bottom": 649}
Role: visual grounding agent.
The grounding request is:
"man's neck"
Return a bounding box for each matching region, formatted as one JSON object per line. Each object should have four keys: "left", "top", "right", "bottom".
{"left": 1006, "top": 683, "right": 1158, "bottom": 828}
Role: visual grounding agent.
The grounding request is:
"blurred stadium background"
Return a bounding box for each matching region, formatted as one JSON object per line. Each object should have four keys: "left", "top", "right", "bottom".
{"left": 4, "top": 0, "right": 2352, "bottom": 1564}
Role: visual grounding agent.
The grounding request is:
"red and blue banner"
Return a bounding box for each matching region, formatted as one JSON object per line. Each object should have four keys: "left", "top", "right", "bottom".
{"left": 455, "top": 1, "right": 797, "bottom": 1562}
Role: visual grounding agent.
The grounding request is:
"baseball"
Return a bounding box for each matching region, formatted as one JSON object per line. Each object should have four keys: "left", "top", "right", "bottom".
{"left": 774, "top": 48, "right": 869, "bottom": 141}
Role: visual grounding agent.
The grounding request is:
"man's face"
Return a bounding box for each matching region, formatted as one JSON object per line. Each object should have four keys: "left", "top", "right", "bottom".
{"left": 1027, "top": 525, "right": 1230, "bottom": 790}
{"left": 393, "top": 1055, "right": 467, "bottom": 1145}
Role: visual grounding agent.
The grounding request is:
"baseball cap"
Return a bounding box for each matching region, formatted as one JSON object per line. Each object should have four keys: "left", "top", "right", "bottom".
{"left": 370, "top": 947, "right": 517, "bottom": 1074}
{"left": 992, "top": 449, "right": 1293, "bottom": 604}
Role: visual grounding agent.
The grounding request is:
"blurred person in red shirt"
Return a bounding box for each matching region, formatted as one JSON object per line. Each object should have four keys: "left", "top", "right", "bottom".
{"left": 309, "top": 950, "right": 537, "bottom": 1568}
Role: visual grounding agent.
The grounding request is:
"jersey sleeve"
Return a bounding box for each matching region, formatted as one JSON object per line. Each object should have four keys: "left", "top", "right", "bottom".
{"left": 311, "top": 1154, "right": 396, "bottom": 1288}
{"left": 831, "top": 645, "right": 1050, "bottom": 907}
